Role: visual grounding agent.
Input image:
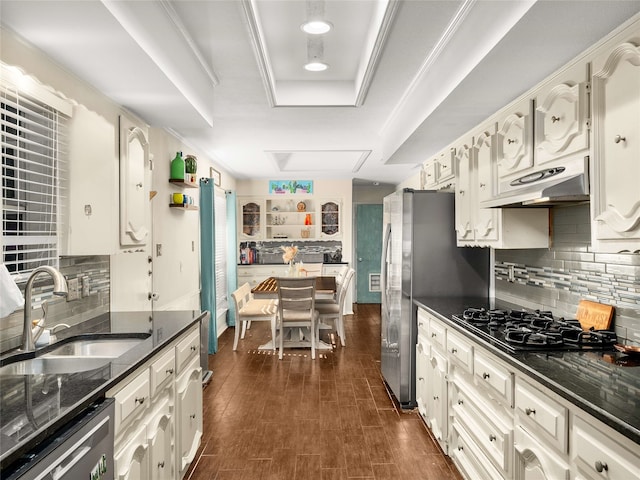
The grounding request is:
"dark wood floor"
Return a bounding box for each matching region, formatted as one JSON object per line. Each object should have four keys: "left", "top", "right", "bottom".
{"left": 187, "top": 303, "right": 464, "bottom": 480}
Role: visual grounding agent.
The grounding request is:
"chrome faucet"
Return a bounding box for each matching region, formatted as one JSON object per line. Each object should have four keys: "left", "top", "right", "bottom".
{"left": 22, "top": 266, "right": 68, "bottom": 352}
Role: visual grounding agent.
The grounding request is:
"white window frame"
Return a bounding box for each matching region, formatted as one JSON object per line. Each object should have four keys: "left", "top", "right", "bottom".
{"left": 1, "top": 63, "right": 72, "bottom": 283}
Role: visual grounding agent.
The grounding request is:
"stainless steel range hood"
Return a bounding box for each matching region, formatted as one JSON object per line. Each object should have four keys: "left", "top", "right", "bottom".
{"left": 480, "top": 156, "right": 590, "bottom": 208}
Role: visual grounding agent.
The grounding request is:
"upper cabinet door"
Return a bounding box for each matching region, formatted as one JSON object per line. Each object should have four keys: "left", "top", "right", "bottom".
{"left": 591, "top": 28, "right": 640, "bottom": 252}
{"left": 473, "top": 124, "right": 500, "bottom": 244}
{"left": 238, "top": 197, "right": 263, "bottom": 239}
{"left": 454, "top": 141, "right": 474, "bottom": 244}
{"left": 320, "top": 200, "right": 341, "bottom": 238}
{"left": 496, "top": 99, "right": 534, "bottom": 185}
{"left": 119, "top": 115, "right": 150, "bottom": 247}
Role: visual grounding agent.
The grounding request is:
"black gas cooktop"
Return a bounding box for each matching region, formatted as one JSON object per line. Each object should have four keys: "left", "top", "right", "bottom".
{"left": 451, "top": 307, "right": 617, "bottom": 353}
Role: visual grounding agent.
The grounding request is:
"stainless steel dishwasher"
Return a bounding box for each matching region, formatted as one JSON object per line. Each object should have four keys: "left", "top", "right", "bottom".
{"left": 18, "top": 398, "right": 115, "bottom": 480}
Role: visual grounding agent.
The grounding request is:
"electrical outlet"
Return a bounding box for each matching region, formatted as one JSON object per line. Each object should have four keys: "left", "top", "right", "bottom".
{"left": 507, "top": 265, "right": 516, "bottom": 283}
{"left": 81, "top": 276, "right": 90, "bottom": 297}
{"left": 66, "top": 278, "right": 80, "bottom": 301}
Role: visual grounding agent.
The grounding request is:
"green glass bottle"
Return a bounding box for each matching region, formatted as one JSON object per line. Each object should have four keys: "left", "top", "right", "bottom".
{"left": 170, "top": 151, "right": 184, "bottom": 180}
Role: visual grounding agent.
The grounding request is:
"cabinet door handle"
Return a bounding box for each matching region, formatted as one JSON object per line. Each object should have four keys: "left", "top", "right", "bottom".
{"left": 451, "top": 348, "right": 457, "bottom": 354}
{"left": 190, "top": 413, "right": 197, "bottom": 419}
{"left": 433, "top": 396, "right": 439, "bottom": 401}
{"left": 551, "top": 115, "right": 561, "bottom": 123}
{"left": 614, "top": 135, "right": 626, "bottom": 144}
{"left": 431, "top": 333, "right": 437, "bottom": 338}
{"left": 158, "top": 461, "right": 165, "bottom": 468}
{"left": 595, "top": 460, "right": 608, "bottom": 472}
{"left": 525, "top": 408, "right": 536, "bottom": 416}
{"left": 135, "top": 396, "right": 145, "bottom": 405}
{"left": 479, "top": 183, "right": 486, "bottom": 188}
{"left": 489, "top": 434, "right": 496, "bottom": 442}
{"left": 482, "top": 372, "right": 490, "bottom": 380}
{"left": 507, "top": 138, "right": 517, "bottom": 144}
{"left": 190, "top": 345, "right": 197, "bottom": 351}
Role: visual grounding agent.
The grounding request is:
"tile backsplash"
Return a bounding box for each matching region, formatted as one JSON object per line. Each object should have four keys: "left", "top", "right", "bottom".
{"left": 495, "top": 204, "right": 640, "bottom": 345}
{"left": 0, "top": 255, "right": 110, "bottom": 354}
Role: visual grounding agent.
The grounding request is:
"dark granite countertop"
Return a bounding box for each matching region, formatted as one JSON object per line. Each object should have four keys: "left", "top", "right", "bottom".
{"left": 413, "top": 296, "right": 640, "bottom": 446}
{"left": 0, "top": 310, "right": 206, "bottom": 473}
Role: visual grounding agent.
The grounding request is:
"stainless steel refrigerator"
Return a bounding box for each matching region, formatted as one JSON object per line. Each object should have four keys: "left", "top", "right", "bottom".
{"left": 381, "top": 189, "right": 489, "bottom": 408}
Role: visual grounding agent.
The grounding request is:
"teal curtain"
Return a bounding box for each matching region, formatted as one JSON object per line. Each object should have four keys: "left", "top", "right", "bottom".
{"left": 226, "top": 191, "right": 238, "bottom": 326}
{"left": 199, "top": 178, "right": 217, "bottom": 353}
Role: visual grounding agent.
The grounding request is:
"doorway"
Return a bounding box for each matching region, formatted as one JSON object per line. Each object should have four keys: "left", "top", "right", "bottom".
{"left": 355, "top": 204, "right": 383, "bottom": 303}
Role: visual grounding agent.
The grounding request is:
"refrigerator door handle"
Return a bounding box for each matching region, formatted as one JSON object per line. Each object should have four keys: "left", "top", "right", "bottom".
{"left": 381, "top": 222, "right": 391, "bottom": 317}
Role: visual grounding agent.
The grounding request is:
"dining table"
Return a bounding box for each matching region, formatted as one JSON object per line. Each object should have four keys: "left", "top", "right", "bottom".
{"left": 251, "top": 275, "right": 337, "bottom": 351}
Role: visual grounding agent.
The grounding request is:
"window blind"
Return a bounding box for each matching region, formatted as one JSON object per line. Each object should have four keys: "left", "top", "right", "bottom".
{"left": 1, "top": 83, "right": 67, "bottom": 283}
{"left": 214, "top": 186, "right": 228, "bottom": 317}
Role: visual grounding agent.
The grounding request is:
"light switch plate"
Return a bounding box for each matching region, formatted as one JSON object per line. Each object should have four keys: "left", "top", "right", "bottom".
{"left": 81, "top": 276, "right": 90, "bottom": 297}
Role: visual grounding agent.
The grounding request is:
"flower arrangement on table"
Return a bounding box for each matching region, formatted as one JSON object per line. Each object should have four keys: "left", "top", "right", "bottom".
{"left": 281, "top": 244, "right": 298, "bottom": 265}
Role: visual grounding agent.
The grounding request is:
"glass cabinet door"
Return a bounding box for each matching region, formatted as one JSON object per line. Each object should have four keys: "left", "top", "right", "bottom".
{"left": 320, "top": 200, "right": 341, "bottom": 238}
{"left": 239, "top": 198, "right": 262, "bottom": 239}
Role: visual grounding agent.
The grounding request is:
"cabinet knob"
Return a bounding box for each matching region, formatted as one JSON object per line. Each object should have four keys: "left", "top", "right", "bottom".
{"left": 433, "top": 396, "right": 439, "bottom": 401}
{"left": 158, "top": 461, "right": 165, "bottom": 469}
{"left": 525, "top": 408, "right": 536, "bottom": 416}
{"left": 479, "top": 183, "right": 486, "bottom": 188}
{"left": 457, "top": 399, "right": 464, "bottom": 405}
{"left": 507, "top": 138, "right": 517, "bottom": 145}
{"left": 489, "top": 434, "right": 496, "bottom": 442}
{"left": 482, "top": 372, "right": 490, "bottom": 380}
{"left": 190, "top": 413, "right": 197, "bottom": 419}
{"left": 431, "top": 333, "right": 437, "bottom": 338}
{"left": 459, "top": 190, "right": 465, "bottom": 196}
{"left": 551, "top": 115, "right": 561, "bottom": 123}
{"left": 191, "top": 345, "right": 197, "bottom": 351}
{"left": 135, "top": 396, "right": 145, "bottom": 405}
{"left": 458, "top": 446, "right": 464, "bottom": 451}
{"left": 614, "top": 134, "right": 626, "bottom": 144}
{"left": 595, "top": 460, "right": 608, "bottom": 473}
{"left": 451, "top": 348, "right": 457, "bottom": 354}
{"left": 418, "top": 377, "right": 424, "bottom": 381}
{"left": 166, "top": 368, "right": 174, "bottom": 375}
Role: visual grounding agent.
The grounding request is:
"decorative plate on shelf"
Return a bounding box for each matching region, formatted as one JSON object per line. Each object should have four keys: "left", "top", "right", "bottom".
{"left": 297, "top": 201, "right": 306, "bottom": 212}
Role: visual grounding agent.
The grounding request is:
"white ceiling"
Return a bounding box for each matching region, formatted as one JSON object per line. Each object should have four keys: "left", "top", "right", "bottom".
{"left": 2, "top": 0, "right": 640, "bottom": 186}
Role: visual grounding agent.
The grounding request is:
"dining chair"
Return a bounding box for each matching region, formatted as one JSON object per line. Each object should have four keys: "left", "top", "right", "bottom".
{"left": 276, "top": 277, "right": 319, "bottom": 359}
{"left": 231, "top": 282, "right": 278, "bottom": 351}
{"left": 315, "top": 268, "right": 354, "bottom": 347}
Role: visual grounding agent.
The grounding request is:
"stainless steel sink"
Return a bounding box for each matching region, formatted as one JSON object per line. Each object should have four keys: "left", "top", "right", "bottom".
{"left": 43, "top": 338, "right": 145, "bottom": 358}
{"left": 0, "top": 357, "right": 111, "bottom": 375}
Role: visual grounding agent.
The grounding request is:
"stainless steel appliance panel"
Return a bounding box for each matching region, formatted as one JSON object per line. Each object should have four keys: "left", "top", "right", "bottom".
{"left": 381, "top": 189, "right": 489, "bottom": 408}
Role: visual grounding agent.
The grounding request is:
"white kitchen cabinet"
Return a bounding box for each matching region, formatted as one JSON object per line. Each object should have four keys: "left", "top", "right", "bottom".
{"left": 514, "top": 377, "right": 568, "bottom": 453}
{"left": 591, "top": 26, "right": 640, "bottom": 253}
{"left": 496, "top": 98, "right": 534, "bottom": 187}
{"left": 534, "top": 61, "right": 590, "bottom": 166}
{"left": 119, "top": 114, "right": 150, "bottom": 248}
{"left": 422, "top": 148, "right": 456, "bottom": 189}
{"left": 115, "top": 424, "right": 150, "bottom": 480}
{"left": 453, "top": 124, "right": 550, "bottom": 249}
{"left": 454, "top": 140, "right": 475, "bottom": 244}
{"left": 62, "top": 104, "right": 118, "bottom": 255}
{"left": 237, "top": 265, "right": 289, "bottom": 288}
{"left": 176, "top": 355, "right": 203, "bottom": 479}
{"left": 108, "top": 323, "right": 201, "bottom": 480}
{"left": 427, "top": 346, "right": 448, "bottom": 452}
{"left": 415, "top": 334, "right": 429, "bottom": 421}
{"left": 450, "top": 421, "right": 505, "bottom": 480}
{"left": 474, "top": 349, "right": 514, "bottom": 408}
{"left": 514, "top": 426, "right": 570, "bottom": 480}
{"left": 572, "top": 414, "right": 640, "bottom": 480}
{"left": 148, "top": 394, "right": 174, "bottom": 480}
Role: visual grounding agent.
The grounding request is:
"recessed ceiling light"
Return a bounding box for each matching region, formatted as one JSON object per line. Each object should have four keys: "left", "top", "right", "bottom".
{"left": 304, "top": 61, "right": 329, "bottom": 72}
{"left": 301, "top": 20, "right": 333, "bottom": 35}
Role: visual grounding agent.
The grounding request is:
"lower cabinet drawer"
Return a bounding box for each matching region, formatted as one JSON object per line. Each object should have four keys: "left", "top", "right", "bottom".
{"left": 176, "top": 327, "right": 199, "bottom": 375}
{"left": 450, "top": 421, "right": 505, "bottom": 480}
{"left": 514, "top": 378, "right": 567, "bottom": 453}
{"left": 573, "top": 415, "right": 640, "bottom": 480}
{"left": 150, "top": 348, "right": 176, "bottom": 396}
{"left": 474, "top": 350, "right": 513, "bottom": 407}
{"left": 113, "top": 370, "right": 150, "bottom": 433}
{"left": 451, "top": 380, "right": 512, "bottom": 476}
{"left": 447, "top": 329, "right": 473, "bottom": 374}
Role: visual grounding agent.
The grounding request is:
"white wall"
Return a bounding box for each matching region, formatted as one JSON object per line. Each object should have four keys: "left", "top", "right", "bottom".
{"left": 1, "top": 26, "right": 230, "bottom": 313}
